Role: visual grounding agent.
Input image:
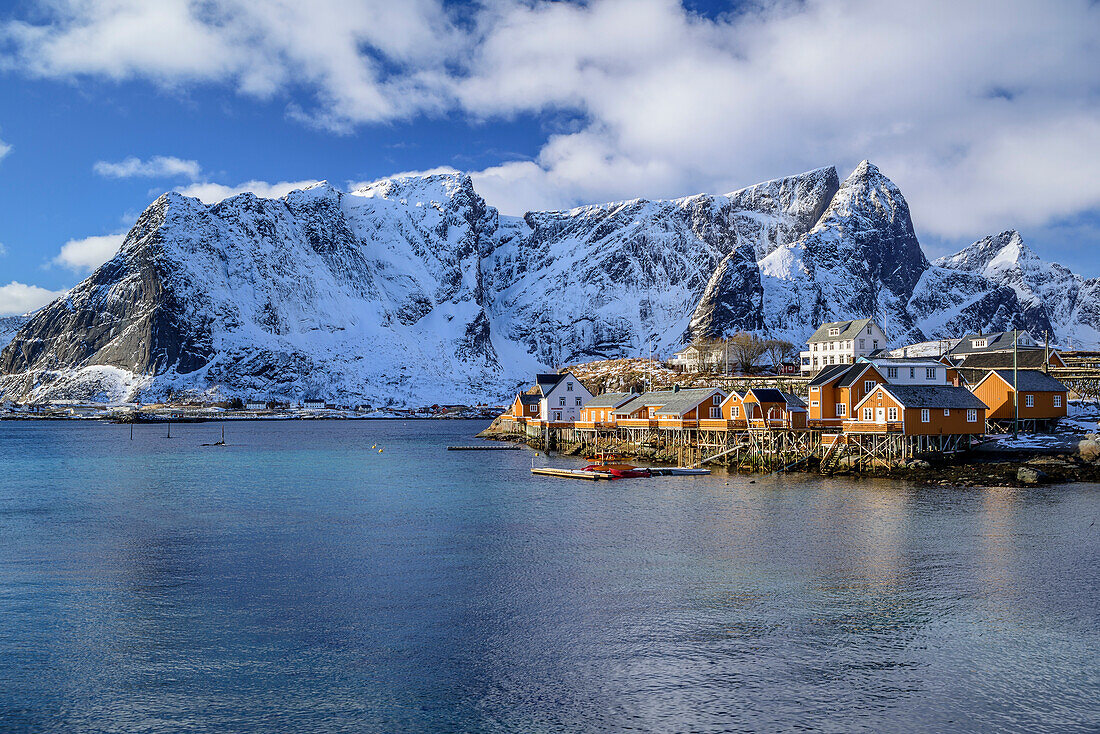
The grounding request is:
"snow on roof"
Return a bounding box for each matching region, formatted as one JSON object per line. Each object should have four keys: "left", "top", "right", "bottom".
{"left": 806, "top": 318, "right": 875, "bottom": 343}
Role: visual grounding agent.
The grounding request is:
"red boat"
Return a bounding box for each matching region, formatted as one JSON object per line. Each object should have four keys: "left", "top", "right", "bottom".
{"left": 582, "top": 453, "right": 651, "bottom": 479}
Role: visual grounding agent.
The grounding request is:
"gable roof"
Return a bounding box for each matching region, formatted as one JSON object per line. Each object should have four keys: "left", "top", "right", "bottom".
{"left": 837, "top": 363, "right": 878, "bottom": 388}
{"left": 978, "top": 370, "right": 1068, "bottom": 393}
{"left": 535, "top": 373, "right": 564, "bottom": 394}
{"left": 744, "top": 388, "right": 786, "bottom": 404}
{"left": 956, "top": 351, "right": 1057, "bottom": 370}
{"left": 806, "top": 318, "right": 876, "bottom": 343}
{"left": 948, "top": 331, "right": 1042, "bottom": 355}
{"left": 581, "top": 392, "right": 634, "bottom": 409}
{"left": 653, "top": 388, "right": 726, "bottom": 416}
{"left": 517, "top": 393, "right": 540, "bottom": 407}
{"left": 858, "top": 384, "right": 987, "bottom": 411}
{"left": 781, "top": 392, "right": 807, "bottom": 408}
{"left": 807, "top": 363, "right": 851, "bottom": 386}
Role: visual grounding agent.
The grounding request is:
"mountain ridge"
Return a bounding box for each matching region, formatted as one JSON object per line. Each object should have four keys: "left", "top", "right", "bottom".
{"left": 2, "top": 162, "right": 1096, "bottom": 405}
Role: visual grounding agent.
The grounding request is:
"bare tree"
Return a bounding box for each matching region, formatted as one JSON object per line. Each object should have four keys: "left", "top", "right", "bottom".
{"left": 765, "top": 339, "right": 796, "bottom": 371}
{"left": 728, "top": 332, "right": 768, "bottom": 373}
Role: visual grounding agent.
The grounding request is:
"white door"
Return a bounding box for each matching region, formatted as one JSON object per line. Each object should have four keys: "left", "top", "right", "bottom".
{"left": 875, "top": 407, "right": 885, "bottom": 423}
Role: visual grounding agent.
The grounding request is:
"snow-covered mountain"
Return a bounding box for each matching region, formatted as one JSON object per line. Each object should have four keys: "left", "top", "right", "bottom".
{"left": 2, "top": 162, "right": 1096, "bottom": 405}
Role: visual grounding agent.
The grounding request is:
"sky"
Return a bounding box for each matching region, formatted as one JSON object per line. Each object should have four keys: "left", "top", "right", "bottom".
{"left": 1, "top": 0, "right": 1099, "bottom": 316}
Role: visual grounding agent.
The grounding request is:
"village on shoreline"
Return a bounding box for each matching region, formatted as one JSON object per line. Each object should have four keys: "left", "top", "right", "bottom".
{"left": 488, "top": 319, "right": 1100, "bottom": 486}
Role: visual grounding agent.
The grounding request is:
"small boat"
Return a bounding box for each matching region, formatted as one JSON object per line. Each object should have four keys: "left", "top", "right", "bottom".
{"left": 581, "top": 453, "right": 651, "bottom": 479}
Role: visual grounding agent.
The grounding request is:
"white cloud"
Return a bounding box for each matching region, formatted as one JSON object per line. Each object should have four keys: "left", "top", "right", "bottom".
{"left": 174, "top": 178, "right": 322, "bottom": 204}
{"left": 0, "top": 281, "right": 66, "bottom": 316}
{"left": 94, "top": 155, "right": 202, "bottom": 180}
{"left": 0, "top": 137, "right": 10, "bottom": 162}
{"left": 3, "top": 0, "right": 1100, "bottom": 239}
{"left": 0, "top": 242, "right": 6, "bottom": 256}
{"left": 52, "top": 233, "right": 126, "bottom": 272}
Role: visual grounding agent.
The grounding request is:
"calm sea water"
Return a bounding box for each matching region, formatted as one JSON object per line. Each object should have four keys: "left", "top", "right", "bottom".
{"left": 0, "top": 419, "right": 1097, "bottom": 733}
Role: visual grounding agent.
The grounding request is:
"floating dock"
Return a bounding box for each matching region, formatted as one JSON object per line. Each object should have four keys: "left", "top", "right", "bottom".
{"left": 530, "top": 466, "right": 710, "bottom": 480}
{"left": 531, "top": 467, "right": 613, "bottom": 480}
{"left": 447, "top": 445, "right": 524, "bottom": 451}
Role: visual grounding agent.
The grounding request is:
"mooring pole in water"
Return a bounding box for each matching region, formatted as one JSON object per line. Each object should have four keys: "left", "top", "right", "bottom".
{"left": 130, "top": 421, "right": 133, "bottom": 440}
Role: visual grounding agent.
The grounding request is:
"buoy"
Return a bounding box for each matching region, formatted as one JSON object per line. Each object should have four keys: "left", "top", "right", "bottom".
{"left": 378, "top": 448, "right": 383, "bottom": 453}
{"left": 372, "top": 445, "right": 376, "bottom": 449}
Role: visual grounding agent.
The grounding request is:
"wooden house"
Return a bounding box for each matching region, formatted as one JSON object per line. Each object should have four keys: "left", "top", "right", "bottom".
{"left": 576, "top": 392, "right": 634, "bottom": 429}
{"left": 949, "top": 350, "right": 1066, "bottom": 386}
{"left": 505, "top": 392, "right": 541, "bottom": 422}
{"left": 807, "top": 362, "right": 887, "bottom": 427}
{"left": 799, "top": 318, "right": 887, "bottom": 373}
{"left": 612, "top": 387, "right": 725, "bottom": 432}
{"left": 970, "top": 369, "right": 1069, "bottom": 431}
{"left": 741, "top": 388, "right": 808, "bottom": 429}
{"left": 846, "top": 384, "right": 987, "bottom": 437}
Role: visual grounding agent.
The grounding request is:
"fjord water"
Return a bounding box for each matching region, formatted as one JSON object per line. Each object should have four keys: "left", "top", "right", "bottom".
{"left": 1, "top": 420, "right": 1097, "bottom": 732}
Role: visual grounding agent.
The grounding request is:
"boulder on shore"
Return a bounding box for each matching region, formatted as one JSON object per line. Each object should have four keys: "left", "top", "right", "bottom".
{"left": 1077, "top": 438, "right": 1100, "bottom": 463}
{"left": 1017, "top": 467, "right": 1047, "bottom": 485}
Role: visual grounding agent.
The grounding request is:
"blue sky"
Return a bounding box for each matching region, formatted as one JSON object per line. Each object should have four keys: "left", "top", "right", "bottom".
{"left": 1, "top": 0, "right": 1099, "bottom": 315}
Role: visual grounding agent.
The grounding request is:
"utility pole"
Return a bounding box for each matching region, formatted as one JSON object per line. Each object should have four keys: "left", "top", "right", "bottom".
{"left": 1013, "top": 328, "right": 1019, "bottom": 438}
{"left": 1044, "top": 330, "right": 1050, "bottom": 374}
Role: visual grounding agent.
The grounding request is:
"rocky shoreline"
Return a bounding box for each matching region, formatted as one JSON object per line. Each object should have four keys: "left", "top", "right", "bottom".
{"left": 478, "top": 419, "right": 1100, "bottom": 487}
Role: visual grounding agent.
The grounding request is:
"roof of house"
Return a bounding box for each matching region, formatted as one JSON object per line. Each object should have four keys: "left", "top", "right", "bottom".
{"left": 806, "top": 318, "right": 876, "bottom": 343}
{"left": 807, "top": 363, "right": 852, "bottom": 386}
{"left": 744, "top": 388, "right": 787, "bottom": 404}
{"left": 782, "top": 392, "right": 807, "bottom": 408}
{"left": 948, "top": 331, "right": 1042, "bottom": 355}
{"left": 837, "top": 363, "right": 877, "bottom": 388}
{"left": 653, "top": 388, "right": 725, "bottom": 416}
{"left": 979, "top": 369, "right": 1068, "bottom": 392}
{"left": 956, "top": 351, "right": 1053, "bottom": 370}
{"left": 535, "top": 373, "right": 565, "bottom": 393}
{"left": 865, "top": 384, "right": 987, "bottom": 410}
{"left": 866, "top": 357, "right": 945, "bottom": 368}
{"left": 581, "top": 392, "right": 634, "bottom": 409}
{"left": 517, "top": 394, "right": 540, "bottom": 407}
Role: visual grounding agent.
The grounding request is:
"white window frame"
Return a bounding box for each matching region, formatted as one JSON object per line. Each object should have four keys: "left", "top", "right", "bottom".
{"left": 1054, "top": 395, "right": 1062, "bottom": 407}
{"left": 567, "top": 381, "right": 573, "bottom": 392}
{"left": 926, "top": 367, "right": 937, "bottom": 380}
{"left": 829, "top": 327, "right": 840, "bottom": 336}
{"left": 921, "top": 408, "right": 930, "bottom": 423}
{"left": 967, "top": 409, "right": 978, "bottom": 422}
{"left": 836, "top": 403, "right": 846, "bottom": 416}
{"left": 909, "top": 367, "right": 915, "bottom": 378}
{"left": 559, "top": 397, "right": 566, "bottom": 407}
{"left": 575, "top": 397, "right": 582, "bottom": 406}
{"left": 863, "top": 407, "right": 873, "bottom": 421}
{"left": 809, "top": 402, "right": 818, "bottom": 409}
{"left": 973, "top": 339, "right": 987, "bottom": 349}
{"left": 944, "top": 409, "right": 950, "bottom": 417}
{"left": 733, "top": 406, "right": 741, "bottom": 417}
{"left": 887, "top": 407, "right": 898, "bottom": 421}
{"left": 710, "top": 406, "right": 721, "bottom": 419}
{"left": 864, "top": 380, "right": 875, "bottom": 394}
{"left": 887, "top": 367, "right": 897, "bottom": 379}
{"left": 712, "top": 395, "right": 721, "bottom": 405}
{"left": 1025, "top": 394, "right": 1034, "bottom": 407}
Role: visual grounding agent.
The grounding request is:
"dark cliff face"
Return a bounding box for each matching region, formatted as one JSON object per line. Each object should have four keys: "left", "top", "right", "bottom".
{"left": 0, "top": 199, "right": 213, "bottom": 377}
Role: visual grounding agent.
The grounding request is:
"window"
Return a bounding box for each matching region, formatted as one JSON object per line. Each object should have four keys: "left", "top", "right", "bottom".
{"left": 829, "top": 327, "right": 840, "bottom": 336}
{"left": 575, "top": 397, "right": 582, "bottom": 406}
{"left": 888, "top": 407, "right": 898, "bottom": 421}
{"left": 1054, "top": 395, "right": 1062, "bottom": 407}
{"left": 859, "top": 339, "right": 866, "bottom": 349}
{"left": 967, "top": 409, "right": 978, "bottom": 422}
{"left": 944, "top": 409, "right": 950, "bottom": 417}
{"left": 863, "top": 407, "right": 873, "bottom": 421}
{"left": 733, "top": 406, "right": 742, "bottom": 417}
{"left": 910, "top": 367, "right": 915, "bottom": 378}
{"left": 559, "top": 397, "right": 566, "bottom": 406}
{"left": 926, "top": 367, "right": 936, "bottom": 380}
{"left": 866, "top": 325, "right": 872, "bottom": 334}
{"left": 567, "top": 381, "right": 573, "bottom": 391}
{"left": 887, "top": 367, "right": 897, "bottom": 379}
{"left": 921, "top": 409, "right": 930, "bottom": 422}
{"left": 864, "top": 380, "right": 875, "bottom": 394}
{"left": 713, "top": 395, "right": 721, "bottom": 405}
{"left": 1025, "top": 394, "right": 1034, "bottom": 407}
{"left": 554, "top": 412, "right": 561, "bottom": 421}
{"left": 810, "top": 387, "right": 819, "bottom": 393}
{"left": 813, "top": 343, "right": 818, "bottom": 352}
{"left": 808, "top": 402, "right": 817, "bottom": 409}
{"left": 873, "top": 340, "right": 879, "bottom": 349}
{"left": 813, "top": 357, "right": 818, "bottom": 367}
{"left": 973, "top": 339, "right": 987, "bottom": 349}
{"left": 836, "top": 403, "right": 846, "bottom": 416}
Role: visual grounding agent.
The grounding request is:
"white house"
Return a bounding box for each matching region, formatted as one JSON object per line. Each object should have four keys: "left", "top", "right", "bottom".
{"left": 535, "top": 371, "right": 593, "bottom": 424}
{"left": 799, "top": 318, "right": 887, "bottom": 373}
{"left": 862, "top": 357, "right": 951, "bottom": 385}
